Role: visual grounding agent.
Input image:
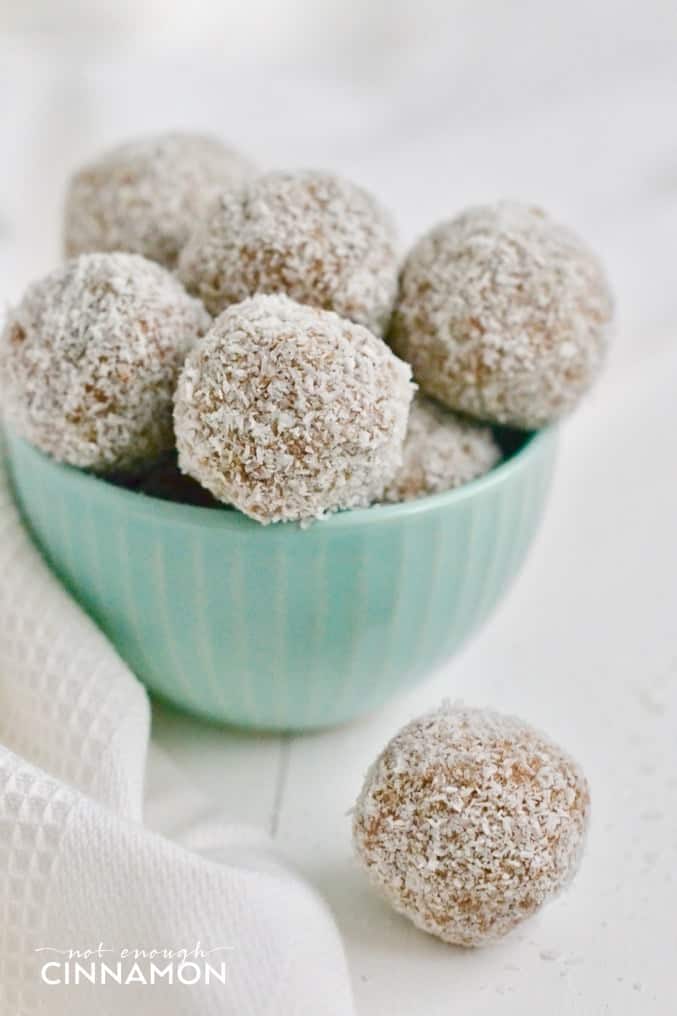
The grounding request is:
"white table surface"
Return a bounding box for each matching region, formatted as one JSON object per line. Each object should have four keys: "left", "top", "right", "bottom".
{"left": 2, "top": 5, "right": 676, "bottom": 1011}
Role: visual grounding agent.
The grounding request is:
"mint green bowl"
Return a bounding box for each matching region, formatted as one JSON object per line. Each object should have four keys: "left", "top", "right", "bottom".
{"left": 5, "top": 427, "right": 556, "bottom": 731}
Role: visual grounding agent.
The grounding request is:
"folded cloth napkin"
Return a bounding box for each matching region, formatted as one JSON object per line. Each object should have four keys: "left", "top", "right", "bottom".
{"left": 0, "top": 447, "right": 355, "bottom": 1016}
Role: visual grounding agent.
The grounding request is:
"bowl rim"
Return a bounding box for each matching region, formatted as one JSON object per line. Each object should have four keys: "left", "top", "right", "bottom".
{"left": 5, "top": 425, "right": 557, "bottom": 532}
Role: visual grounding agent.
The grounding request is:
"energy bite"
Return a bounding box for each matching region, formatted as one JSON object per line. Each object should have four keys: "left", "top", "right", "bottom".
{"left": 178, "top": 170, "right": 399, "bottom": 334}
{"left": 382, "top": 395, "right": 500, "bottom": 503}
{"left": 64, "top": 131, "right": 254, "bottom": 269}
{"left": 353, "top": 702, "right": 590, "bottom": 947}
{"left": 174, "top": 294, "right": 414, "bottom": 524}
{"left": 390, "top": 202, "right": 614, "bottom": 429}
{"left": 1, "top": 252, "right": 209, "bottom": 471}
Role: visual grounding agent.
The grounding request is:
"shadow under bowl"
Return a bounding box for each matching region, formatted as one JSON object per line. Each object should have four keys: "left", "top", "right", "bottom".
{"left": 5, "top": 426, "right": 557, "bottom": 731}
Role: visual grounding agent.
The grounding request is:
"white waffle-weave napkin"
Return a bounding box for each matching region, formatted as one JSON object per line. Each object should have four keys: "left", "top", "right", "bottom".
{"left": 0, "top": 448, "right": 355, "bottom": 1016}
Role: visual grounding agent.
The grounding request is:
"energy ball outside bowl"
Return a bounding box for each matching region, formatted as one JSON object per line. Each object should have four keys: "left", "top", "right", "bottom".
{"left": 353, "top": 703, "right": 590, "bottom": 947}
{"left": 382, "top": 395, "right": 500, "bottom": 503}
{"left": 64, "top": 131, "right": 254, "bottom": 269}
{"left": 1, "top": 252, "right": 210, "bottom": 472}
{"left": 173, "top": 294, "right": 415, "bottom": 524}
{"left": 390, "top": 202, "right": 614, "bottom": 429}
{"left": 177, "top": 170, "right": 399, "bottom": 335}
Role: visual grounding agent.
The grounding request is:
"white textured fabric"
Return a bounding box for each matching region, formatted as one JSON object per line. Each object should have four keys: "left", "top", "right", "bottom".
{"left": 0, "top": 449, "right": 355, "bottom": 1016}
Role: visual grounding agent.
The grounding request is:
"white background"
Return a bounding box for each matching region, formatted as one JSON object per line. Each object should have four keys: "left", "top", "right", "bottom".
{"left": 1, "top": 2, "right": 676, "bottom": 1012}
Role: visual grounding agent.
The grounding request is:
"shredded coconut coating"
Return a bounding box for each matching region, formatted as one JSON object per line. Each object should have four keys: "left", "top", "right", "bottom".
{"left": 382, "top": 395, "right": 500, "bottom": 503}
{"left": 64, "top": 132, "right": 255, "bottom": 269}
{"left": 174, "top": 294, "right": 414, "bottom": 524}
{"left": 1, "top": 253, "right": 210, "bottom": 472}
{"left": 177, "top": 170, "right": 399, "bottom": 335}
{"left": 390, "top": 202, "right": 614, "bottom": 428}
{"left": 353, "top": 702, "right": 590, "bottom": 947}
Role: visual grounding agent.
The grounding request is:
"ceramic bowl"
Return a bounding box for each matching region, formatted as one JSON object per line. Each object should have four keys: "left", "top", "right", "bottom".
{"left": 5, "top": 427, "right": 556, "bottom": 730}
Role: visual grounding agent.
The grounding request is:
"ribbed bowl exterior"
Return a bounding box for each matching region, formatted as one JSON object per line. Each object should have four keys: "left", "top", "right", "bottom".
{"left": 5, "top": 428, "right": 556, "bottom": 730}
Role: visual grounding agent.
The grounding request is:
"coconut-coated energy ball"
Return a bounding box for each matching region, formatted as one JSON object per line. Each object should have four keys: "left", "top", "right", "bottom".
{"left": 178, "top": 170, "right": 399, "bottom": 335}
{"left": 390, "top": 202, "right": 614, "bottom": 429}
{"left": 382, "top": 395, "right": 500, "bottom": 503}
{"left": 64, "top": 132, "right": 254, "bottom": 269}
{"left": 353, "top": 702, "right": 590, "bottom": 947}
{"left": 1, "top": 253, "right": 210, "bottom": 471}
{"left": 174, "top": 294, "right": 414, "bottom": 524}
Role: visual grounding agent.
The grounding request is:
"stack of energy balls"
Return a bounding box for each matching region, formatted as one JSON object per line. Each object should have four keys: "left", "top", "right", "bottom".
{"left": 0, "top": 132, "right": 609, "bottom": 948}
{"left": 1, "top": 130, "right": 613, "bottom": 525}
